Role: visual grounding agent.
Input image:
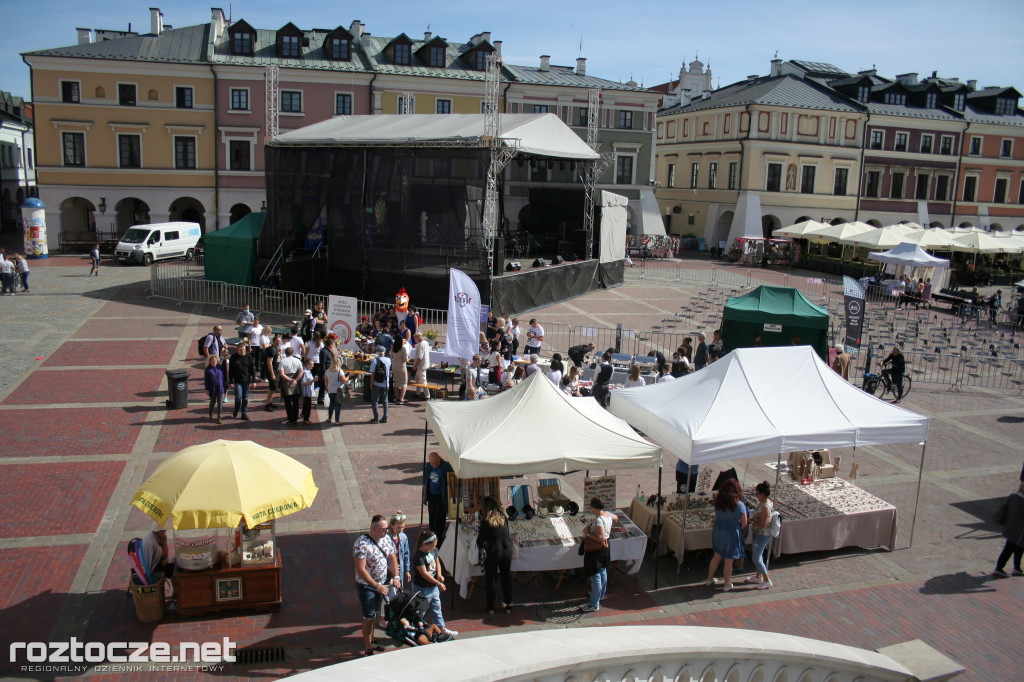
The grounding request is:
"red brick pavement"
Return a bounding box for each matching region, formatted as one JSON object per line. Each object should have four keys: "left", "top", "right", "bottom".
{"left": 76, "top": 318, "right": 189, "bottom": 339}
{"left": 0, "top": 460, "right": 125, "bottom": 537}
{"left": 152, "top": 404, "right": 326, "bottom": 452}
{"left": 0, "top": 407, "right": 146, "bottom": 457}
{"left": 43, "top": 340, "right": 178, "bottom": 367}
{"left": 3, "top": 368, "right": 166, "bottom": 405}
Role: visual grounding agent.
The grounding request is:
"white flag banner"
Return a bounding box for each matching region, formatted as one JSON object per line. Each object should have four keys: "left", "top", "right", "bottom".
{"left": 445, "top": 268, "right": 482, "bottom": 363}
{"left": 327, "top": 295, "right": 358, "bottom": 350}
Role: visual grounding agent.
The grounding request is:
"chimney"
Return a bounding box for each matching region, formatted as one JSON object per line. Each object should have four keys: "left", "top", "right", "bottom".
{"left": 770, "top": 58, "right": 782, "bottom": 77}
{"left": 539, "top": 55, "right": 550, "bottom": 71}
{"left": 76, "top": 27, "right": 94, "bottom": 45}
{"left": 967, "top": 79, "right": 977, "bottom": 90}
{"left": 493, "top": 40, "right": 502, "bottom": 57}
{"left": 211, "top": 8, "right": 225, "bottom": 41}
{"left": 896, "top": 72, "right": 918, "bottom": 86}
{"left": 150, "top": 8, "right": 163, "bottom": 36}
{"left": 747, "top": 74, "right": 758, "bottom": 83}
{"left": 481, "top": 32, "right": 491, "bottom": 43}
{"left": 424, "top": 31, "right": 431, "bottom": 41}
{"left": 349, "top": 20, "right": 364, "bottom": 44}
{"left": 576, "top": 57, "right": 587, "bottom": 76}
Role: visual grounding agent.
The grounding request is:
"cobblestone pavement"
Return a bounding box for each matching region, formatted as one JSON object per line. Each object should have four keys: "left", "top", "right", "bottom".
{"left": 0, "top": 250, "right": 1021, "bottom": 681}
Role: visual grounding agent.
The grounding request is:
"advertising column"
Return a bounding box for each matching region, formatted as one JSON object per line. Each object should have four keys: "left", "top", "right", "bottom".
{"left": 21, "top": 197, "right": 48, "bottom": 258}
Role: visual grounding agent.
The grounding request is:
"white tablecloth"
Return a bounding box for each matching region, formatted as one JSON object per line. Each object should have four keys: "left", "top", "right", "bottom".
{"left": 437, "top": 510, "right": 648, "bottom": 598}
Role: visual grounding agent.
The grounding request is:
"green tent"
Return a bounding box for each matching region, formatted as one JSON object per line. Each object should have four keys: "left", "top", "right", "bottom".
{"left": 721, "top": 285, "right": 830, "bottom": 360}
{"left": 203, "top": 212, "right": 265, "bottom": 286}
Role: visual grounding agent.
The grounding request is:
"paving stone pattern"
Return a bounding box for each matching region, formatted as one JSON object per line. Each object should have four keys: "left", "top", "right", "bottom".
{"left": 0, "top": 251, "right": 1021, "bottom": 681}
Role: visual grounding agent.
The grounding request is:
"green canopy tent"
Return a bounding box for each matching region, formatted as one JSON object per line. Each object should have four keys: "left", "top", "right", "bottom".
{"left": 721, "top": 285, "right": 830, "bottom": 361}
{"left": 203, "top": 212, "right": 265, "bottom": 286}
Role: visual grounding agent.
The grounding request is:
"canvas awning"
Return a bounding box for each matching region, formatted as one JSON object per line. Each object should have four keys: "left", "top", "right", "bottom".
{"left": 868, "top": 242, "right": 950, "bottom": 268}
{"left": 608, "top": 346, "right": 929, "bottom": 466}
{"left": 425, "top": 370, "right": 662, "bottom": 478}
{"left": 721, "top": 285, "right": 830, "bottom": 360}
{"left": 270, "top": 113, "right": 600, "bottom": 160}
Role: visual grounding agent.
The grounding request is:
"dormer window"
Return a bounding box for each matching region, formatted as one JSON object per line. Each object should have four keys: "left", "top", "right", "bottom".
{"left": 277, "top": 23, "right": 303, "bottom": 58}
{"left": 925, "top": 92, "right": 937, "bottom": 109}
{"left": 281, "top": 35, "right": 300, "bottom": 58}
{"left": 329, "top": 37, "right": 350, "bottom": 60}
{"left": 429, "top": 45, "right": 445, "bottom": 67}
{"left": 884, "top": 92, "right": 906, "bottom": 105}
{"left": 395, "top": 43, "right": 410, "bottom": 65}
{"left": 995, "top": 98, "right": 1017, "bottom": 116}
{"left": 476, "top": 50, "right": 488, "bottom": 70}
{"left": 857, "top": 85, "right": 870, "bottom": 103}
{"left": 229, "top": 21, "right": 256, "bottom": 56}
{"left": 954, "top": 93, "right": 965, "bottom": 110}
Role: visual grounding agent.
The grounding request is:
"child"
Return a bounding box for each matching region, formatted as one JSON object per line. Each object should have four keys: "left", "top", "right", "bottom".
{"left": 300, "top": 358, "right": 316, "bottom": 424}
{"left": 204, "top": 355, "right": 225, "bottom": 423}
{"left": 398, "top": 618, "right": 446, "bottom": 645}
{"left": 89, "top": 244, "right": 101, "bottom": 276}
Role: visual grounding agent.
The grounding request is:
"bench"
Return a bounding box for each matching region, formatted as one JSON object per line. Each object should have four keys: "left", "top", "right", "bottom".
{"left": 408, "top": 382, "right": 446, "bottom": 399}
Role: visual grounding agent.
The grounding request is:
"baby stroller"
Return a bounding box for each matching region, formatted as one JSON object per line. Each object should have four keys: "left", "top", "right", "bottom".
{"left": 383, "top": 589, "right": 453, "bottom": 646}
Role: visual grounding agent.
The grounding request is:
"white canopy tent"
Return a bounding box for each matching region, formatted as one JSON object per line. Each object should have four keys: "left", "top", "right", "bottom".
{"left": 869, "top": 242, "right": 951, "bottom": 289}
{"left": 638, "top": 189, "right": 668, "bottom": 236}
{"left": 608, "top": 346, "right": 930, "bottom": 545}
{"left": 272, "top": 113, "right": 601, "bottom": 160}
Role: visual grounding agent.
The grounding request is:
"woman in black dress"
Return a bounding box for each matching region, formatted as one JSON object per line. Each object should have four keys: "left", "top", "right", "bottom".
{"left": 476, "top": 496, "right": 514, "bottom": 614}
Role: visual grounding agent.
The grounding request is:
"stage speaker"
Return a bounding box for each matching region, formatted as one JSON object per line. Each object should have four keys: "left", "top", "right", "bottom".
{"left": 506, "top": 261, "right": 522, "bottom": 272}
{"left": 492, "top": 236, "right": 505, "bottom": 275}
{"left": 532, "top": 258, "right": 547, "bottom": 268}
{"left": 552, "top": 255, "right": 564, "bottom": 265}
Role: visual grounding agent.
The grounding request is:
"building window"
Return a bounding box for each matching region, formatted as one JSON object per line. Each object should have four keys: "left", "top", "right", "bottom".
{"left": 335, "top": 93, "right": 352, "bottom": 116}
{"left": 666, "top": 163, "right": 675, "bottom": 188}
{"left": 935, "top": 175, "right": 949, "bottom": 201}
{"left": 970, "top": 137, "right": 982, "bottom": 155}
{"left": 174, "top": 136, "right": 196, "bottom": 169}
{"left": 475, "top": 50, "right": 488, "bottom": 70}
{"left": 728, "top": 162, "right": 738, "bottom": 190}
{"left": 281, "top": 91, "right": 302, "bottom": 113}
{"left": 329, "top": 38, "right": 350, "bottom": 60}
{"left": 766, "top": 163, "right": 781, "bottom": 192}
{"left": 895, "top": 133, "right": 908, "bottom": 152}
{"left": 280, "top": 35, "right": 300, "bottom": 58}
{"left": 1018, "top": 180, "right": 1024, "bottom": 204}
{"left": 708, "top": 162, "right": 718, "bottom": 189}
{"left": 833, "top": 167, "right": 849, "bottom": 196}
{"left": 925, "top": 92, "right": 937, "bottom": 109}
{"left": 1001, "top": 139, "right": 1013, "bottom": 158}
{"left": 920, "top": 134, "right": 933, "bottom": 154}
{"left": 118, "top": 134, "right": 141, "bottom": 168}
{"left": 229, "top": 140, "right": 251, "bottom": 171}
{"left": 616, "top": 155, "right": 634, "bottom": 184}
{"left": 578, "top": 107, "right": 588, "bottom": 127}
{"left": 397, "top": 96, "right": 416, "bottom": 114}
{"left": 915, "top": 174, "right": 929, "bottom": 200}
{"left": 429, "top": 45, "right": 445, "bottom": 67}
{"left": 890, "top": 172, "right": 905, "bottom": 199}
{"left": 884, "top": 92, "right": 906, "bottom": 105}
{"left": 799, "top": 166, "right": 815, "bottom": 194}
{"left": 963, "top": 175, "right": 977, "bottom": 202}
{"left": 939, "top": 136, "right": 953, "bottom": 155}
{"left": 865, "top": 170, "right": 881, "bottom": 198}
{"left": 857, "top": 85, "right": 870, "bottom": 103}
{"left": 394, "top": 43, "right": 410, "bottom": 65}
{"left": 994, "top": 178, "right": 1008, "bottom": 203}
{"left": 995, "top": 98, "right": 1016, "bottom": 116}
{"left": 61, "top": 81, "right": 80, "bottom": 103}
{"left": 436, "top": 99, "right": 451, "bottom": 114}
{"left": 175, "top": 86, "right": 193, "bottom": 109}
{"left": 231, "top": 88, "right": 249, "bottom": 111}
{"left": 118, "top": 83, "right": 136, "bottom": 106}
{"left": 62, "top": 132, "right": 85, "bottom": 167}
{"left": 691, "top": 162, "right": 701, "bottom": 189}
{"left": 870, "top": 130, "right": 883, "bottom": 150}
{"left": 618, "top": 110, "right": 633, "bottom": 129}
{"left": 533, "top": 105, "right": 549, "bottom": 114}
{"left": 954, "top": 93, "right": 965, "bottom": 111}
{"left": 232, "top": 31, "right": 253, "bottom": 55}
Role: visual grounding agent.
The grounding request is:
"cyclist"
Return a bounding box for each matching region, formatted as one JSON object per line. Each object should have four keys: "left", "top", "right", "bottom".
{"left": 881, "top": 346, "right": 906, "bottom": 404}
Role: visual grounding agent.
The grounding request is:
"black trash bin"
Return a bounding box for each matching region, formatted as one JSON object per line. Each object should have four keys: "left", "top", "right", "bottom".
{"left": 166, "top": 369, "right": 190, "bottom": 409}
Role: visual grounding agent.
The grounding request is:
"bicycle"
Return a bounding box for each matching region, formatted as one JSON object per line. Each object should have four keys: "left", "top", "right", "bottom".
{"left": 863, "top": 366, "right": 912, "bottom": 400}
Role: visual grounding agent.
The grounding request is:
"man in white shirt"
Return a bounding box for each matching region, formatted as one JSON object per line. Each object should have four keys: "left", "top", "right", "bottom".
{"left": 525, "top": 319, "right": 544, "bottom": 354}
{"left": 236, "top": 305, "right": 255, "bottom": 335}
{"left": 412, "top": 332, "right": 431, "bottom": 399}
{"left": 278, "top": 346, "right": 304, "bottom": 425}
{"left": 247, "top": 316, "right": 264, "bottom": 376}
{"left": 288, "top": 328, "right": 305, "bottom": 359}
{"left": 0, "top": 255, "right": 15, "bottom": 296}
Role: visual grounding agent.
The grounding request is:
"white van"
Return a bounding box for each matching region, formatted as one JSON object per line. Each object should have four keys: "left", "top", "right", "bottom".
{"left": 115, "top": 222, "right": 202, "bottom": 265}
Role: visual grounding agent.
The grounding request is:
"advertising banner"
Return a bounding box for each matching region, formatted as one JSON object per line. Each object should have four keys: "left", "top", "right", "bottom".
{"left": 327, "top": 295, "right": 358, "bottom": 350}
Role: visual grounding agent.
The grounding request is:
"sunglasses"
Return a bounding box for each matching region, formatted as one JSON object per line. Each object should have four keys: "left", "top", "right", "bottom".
{"left": 391, "top": 514, "right": 406, "bottom": 523}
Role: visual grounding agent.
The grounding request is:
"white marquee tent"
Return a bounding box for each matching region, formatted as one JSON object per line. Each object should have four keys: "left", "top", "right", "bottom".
{"left": 868, "top": 242, "right": 951, "bottom": 270}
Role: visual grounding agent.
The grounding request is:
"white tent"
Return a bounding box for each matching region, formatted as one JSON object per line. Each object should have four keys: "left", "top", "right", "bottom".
{"left": 638, "top": 188, "right": 668, "bottom": 236}
{"left": 608, "top": 346, "right": 928, "bottom": 466}
{"left": 868, "top": 242, "right": 951, "bottom": 269}
{"left": 271, "top": 113, "right": 600, "bottom": 160}
{"left": 599, "top": 191, "right": 628, "bottom": 263}
{"left": 425, "top": 370, "right": 662, "bottom": 478}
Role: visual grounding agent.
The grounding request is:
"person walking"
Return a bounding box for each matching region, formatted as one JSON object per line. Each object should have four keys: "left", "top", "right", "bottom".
{"left": 89, "top": 244, "right": 101, "bottom": 276}
{"left": 0, "top": 254, "right": 14, "bottom": 296}
{"left": 324, "top": 355, "right": 349, "bottom": 424}
{"left": 477, "top": 496, "right": 514, "bottom": 615}
{"left": 353, "top": 515, "right": 399, "bottom": 657}
{"left": 15, "top": 254, "right": 29, "bottom": 293}
{"left": 994, "top": 482, "right": 1024, "bottom": 577}
{"left": 411, "top": 532, "right": 458, "bottom": 639}
{"left": 263, "top": 334, "right": 280, "bottom": 412}
{"left": 368, "top": 346, "right": 392, "bottom": 424}
{"left": 387, "top": 511, "right": 412, "bottom": 590}
{"left": 299, "top": 358, "right": 316, "bottom": 424}
{"left": 581, "top": 496, "right": 614, "bottom": 613}
{"left": 423, "top": 451, "right": 454, "bottom": 546}
{"left": 390, "top": 336, "right": 410, "bottom": 404}
{"left": 832, "top": 344, "right": 851, "bottom": 380}
{"left": 746, "top": 481, "right": 774, "bottom": 589}
{"left": 278, "top": 346, "right": 303, "bottom": 425}
{"left": 229, "top": 342, "right": 254, "bottom": 420}
{"left": 204, "top": 355, "right": 225, "bottom": 424}
{"left": 706, "top": 478, "right": 748, "bottom": 591}
{"left": 411, "top": 332, "right": 431, "bottom": 399}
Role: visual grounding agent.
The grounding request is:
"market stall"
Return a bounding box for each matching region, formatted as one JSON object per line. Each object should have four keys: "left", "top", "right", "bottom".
{"left": 609, "top": 346, "right": 930, "bottom": 564}
{"left": 130, "top": 439, "right": 318, "bottom": 619}
{"left": 720, "top": 286, "right": 830, "bottom": 360}
{"left": 425, "top": 370, "right": 664, "bottom": 598}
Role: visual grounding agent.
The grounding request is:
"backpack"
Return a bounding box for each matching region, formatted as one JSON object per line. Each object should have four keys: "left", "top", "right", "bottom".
{"left": 197, "top": 333, "right": 214, "bottom": 358}
{"left": 769, "top": 510, "right": 782, "bottom": 538}
{"left": 373, "top": 358, "right": 388, "bottom": 384}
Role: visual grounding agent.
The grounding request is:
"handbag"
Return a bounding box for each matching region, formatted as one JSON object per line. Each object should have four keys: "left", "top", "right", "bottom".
{"left": 582, "top": 515, "right": 610, "bottom": 552}
{"left": 993, "top": 498, "right": 1009, "bottom": 525}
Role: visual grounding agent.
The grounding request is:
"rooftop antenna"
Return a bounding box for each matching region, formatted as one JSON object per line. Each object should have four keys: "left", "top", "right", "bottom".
{"left": 774, "top": 50, "right": 778, "bottom": 59}
{"left": 578, "top": 35, "right": 583, "bottom": 58}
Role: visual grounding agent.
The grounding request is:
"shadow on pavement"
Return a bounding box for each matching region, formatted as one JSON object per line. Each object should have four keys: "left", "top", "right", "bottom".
{"left": 919, "top": 571, "right": 998, "bottom": 595}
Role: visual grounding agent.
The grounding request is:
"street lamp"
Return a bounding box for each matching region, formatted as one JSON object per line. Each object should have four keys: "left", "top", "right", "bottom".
{"left": 98, "top": 197, "right": 107, "bottom": 214}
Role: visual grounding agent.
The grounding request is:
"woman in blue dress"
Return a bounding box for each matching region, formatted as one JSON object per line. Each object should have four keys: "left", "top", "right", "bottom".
{"left": 706, "top": 478, "right": 748, "bottom": 591}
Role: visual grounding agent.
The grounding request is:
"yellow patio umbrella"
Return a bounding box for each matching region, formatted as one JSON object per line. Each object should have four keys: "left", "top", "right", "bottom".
{"left": 131, "top": 439, "right": 319, "bottom": 530}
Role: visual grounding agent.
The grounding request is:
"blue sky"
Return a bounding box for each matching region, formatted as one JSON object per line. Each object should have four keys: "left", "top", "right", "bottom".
{"left": 2, "top": 0, "right": 1022, "bottom": 100}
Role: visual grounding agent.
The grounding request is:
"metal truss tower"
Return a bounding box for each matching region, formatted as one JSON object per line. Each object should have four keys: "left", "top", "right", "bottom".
{"left": 582, "top": 88, "right": 601, "bottom": 259}
{"left": 265, "top": 65, "right": 280, "bottom": 141}
{"left": 400, "top": 91, "right": 414, "bottom": 115}
{"left": 482, "top": 53, "right": 517, "bottom": 276}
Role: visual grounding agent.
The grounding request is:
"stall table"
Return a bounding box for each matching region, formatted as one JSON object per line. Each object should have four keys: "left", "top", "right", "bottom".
{"left": 173, "top": 551, "right": 282, "bottom": 618}
{"left": 438, "top": 510, "right": 647, "bottom": 598}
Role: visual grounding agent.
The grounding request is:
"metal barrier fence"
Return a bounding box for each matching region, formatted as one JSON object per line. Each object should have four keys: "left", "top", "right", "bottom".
{"left": 626, "top": 262, "right": 842, "bottom": 301}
